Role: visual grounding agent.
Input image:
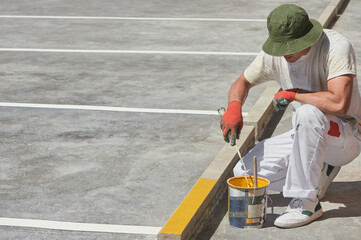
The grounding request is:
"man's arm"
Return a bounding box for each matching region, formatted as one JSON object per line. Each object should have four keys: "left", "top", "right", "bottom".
{"left": 228, "top": 73, "right": 254, "bottom": 103}
{"left": 221, "top": 73, "right": 254, "bottom": 146}
{"left": 297, "top": 74, "right": 354, "bottom": 116}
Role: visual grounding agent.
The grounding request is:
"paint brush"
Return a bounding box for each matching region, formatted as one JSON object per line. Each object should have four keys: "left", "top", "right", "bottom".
{"left": 218, "top": 107, "right": 251, "bottom": 187}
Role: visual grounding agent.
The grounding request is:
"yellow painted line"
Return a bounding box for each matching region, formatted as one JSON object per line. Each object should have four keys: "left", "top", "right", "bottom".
{"left": 160, "top": 178, "right": 217, "bottom": 235}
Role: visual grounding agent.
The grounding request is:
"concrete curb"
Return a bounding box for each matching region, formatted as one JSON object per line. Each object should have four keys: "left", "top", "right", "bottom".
{"left": 243, "top": 81, "right": 281, "bottom": 140}
{"left": 157, "top": 0, "right": 347, "bottom": 239}
{"left": 318, "top": 0, "right": 348, "bottom": 28}
{"left": 157, "top": 126, "right": 255, "bottom": 240}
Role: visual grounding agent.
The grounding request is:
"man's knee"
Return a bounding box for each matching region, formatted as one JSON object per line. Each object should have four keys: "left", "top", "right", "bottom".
{"left": 295, "top": 104, "right": 327, "bottom": 127}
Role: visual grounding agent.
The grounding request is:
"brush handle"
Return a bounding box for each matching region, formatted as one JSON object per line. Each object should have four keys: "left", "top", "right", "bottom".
{"left": 253, "top": 156, "right": 258, "bottom": 188}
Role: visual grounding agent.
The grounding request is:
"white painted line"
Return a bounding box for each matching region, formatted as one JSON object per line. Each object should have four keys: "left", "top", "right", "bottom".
{"left": 0, "top": 217, "right": 161, "bottom": 235}
{"left": 0, "top": 48, "right": 258, "bottom": 56}
{"left": 0, "top": 102, "right": 248, "bottom": 116}
{"left": 0, "top": 15, "right": 266, "bottom": 22}
{"left": 0, "top": 102, "right": 218, "bottom": 115}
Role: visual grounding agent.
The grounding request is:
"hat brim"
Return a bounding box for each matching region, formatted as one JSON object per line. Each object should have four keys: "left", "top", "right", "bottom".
{"left": 262, "top": 19, "right": 323, "bottom": 56}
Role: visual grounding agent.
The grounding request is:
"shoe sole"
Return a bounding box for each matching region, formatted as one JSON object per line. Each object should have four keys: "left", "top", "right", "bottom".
{"left": 274, "top": 209, "right": 323, "bottom": 228}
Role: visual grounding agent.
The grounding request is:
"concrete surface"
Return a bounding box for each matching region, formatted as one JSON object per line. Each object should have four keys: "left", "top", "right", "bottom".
{"left": 0, "top": 1, "right": 276, "bottom": 240}
{"left": 0, "top": 1, "right": 354, "bottom": 240}
{"left": 199, "top": 1, "right": 361, "bottom": 239}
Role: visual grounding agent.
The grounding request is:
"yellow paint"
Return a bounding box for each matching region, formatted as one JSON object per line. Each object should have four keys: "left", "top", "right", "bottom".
{"left": 160, "top": 178, "right": 217, "bottom": 235}
{"left": 227, "top": 176, "right": 269, "bottom": 189}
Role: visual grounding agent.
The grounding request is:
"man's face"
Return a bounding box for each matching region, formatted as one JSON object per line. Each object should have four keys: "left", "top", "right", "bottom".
{"left": 283, "top": 47, "right": 311, "bottom": 63}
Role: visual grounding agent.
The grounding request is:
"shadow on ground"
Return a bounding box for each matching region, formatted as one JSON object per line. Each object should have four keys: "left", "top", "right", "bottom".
{"left": 320, "top": 181, "right": 361, "bottom": 219}
{"left": 198, "top": 181, "right": 361, "bottom": 239}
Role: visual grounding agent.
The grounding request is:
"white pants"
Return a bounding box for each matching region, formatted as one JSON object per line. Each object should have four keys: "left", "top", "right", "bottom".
{"left": 233, "top": 104, "right": 361, "bottom": 199}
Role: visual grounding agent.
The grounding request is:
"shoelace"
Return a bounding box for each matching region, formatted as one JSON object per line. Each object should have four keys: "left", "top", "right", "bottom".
{"left": 288, "top": 198, "right": 304, "bottom": 214}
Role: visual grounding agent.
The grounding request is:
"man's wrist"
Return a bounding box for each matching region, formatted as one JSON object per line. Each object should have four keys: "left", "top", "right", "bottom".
{"left": 228, "top": 100, "right": 242, "bottom": 105}
{"left": 295, "top": 89, "right": 301, "bottom": 101}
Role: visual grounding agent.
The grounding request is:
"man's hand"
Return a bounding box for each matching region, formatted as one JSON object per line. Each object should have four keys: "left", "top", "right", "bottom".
{"left": 220, "top": 101, "right": 243, "bottom": 146}
{"left": 273, "top": 88, "right": 300, "bottom": 111}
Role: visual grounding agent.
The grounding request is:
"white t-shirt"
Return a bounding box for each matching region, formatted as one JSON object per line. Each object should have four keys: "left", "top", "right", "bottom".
{"left": 244, "top": 29, "right": 361, "bottom": 126}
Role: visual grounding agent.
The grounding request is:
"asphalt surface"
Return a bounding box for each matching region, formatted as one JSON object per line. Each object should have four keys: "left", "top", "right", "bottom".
{"left": 0, "top": 1, "right": 358, "bottom": 240}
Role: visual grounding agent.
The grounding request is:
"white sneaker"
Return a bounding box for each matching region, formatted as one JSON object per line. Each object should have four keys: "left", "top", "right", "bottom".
{"left": 317, "top": 164, "right": 341, "bottom": 199}
{"left": 274, "top": 198, "right": 323, "bottom": 228}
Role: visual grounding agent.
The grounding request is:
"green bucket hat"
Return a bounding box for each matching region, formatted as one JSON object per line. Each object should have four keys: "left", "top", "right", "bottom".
{"left": 262, "top": 4, "right": 323, "bottom": 56}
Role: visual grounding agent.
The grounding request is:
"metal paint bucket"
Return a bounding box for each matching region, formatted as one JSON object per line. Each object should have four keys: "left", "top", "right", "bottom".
{"left": 227, "top": 176, "right": 270, "bottom": 228}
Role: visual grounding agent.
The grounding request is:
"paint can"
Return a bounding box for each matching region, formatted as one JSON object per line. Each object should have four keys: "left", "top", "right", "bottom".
{"left": 227, "top": 176, "right": 270, "bottom": 228}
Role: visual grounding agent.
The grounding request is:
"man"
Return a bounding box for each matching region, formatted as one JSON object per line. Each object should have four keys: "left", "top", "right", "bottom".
{"left": 221, "top": 4, "right": 361, "bottom": 228}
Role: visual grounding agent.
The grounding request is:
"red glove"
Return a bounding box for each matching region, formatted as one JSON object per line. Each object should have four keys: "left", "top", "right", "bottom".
{"left": 220, "top": 101, "right": 243, "bottom": 146}
{"left": 273, "top": 88, "right": 300, "bottom": 111}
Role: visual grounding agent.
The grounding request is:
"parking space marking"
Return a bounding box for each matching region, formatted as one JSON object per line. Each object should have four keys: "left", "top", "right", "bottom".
{"left": 0, "top": 15, "right": 266, "bottom": 22}
{"left": 0, "top": 217, "right": 161, "bottom": 235}
{"left": 0, "top": 102, "right": 248, "bottom": 116}
{"left": 0, "top": 5, "right": 256, "bottom": 239}
{"left": 0, "top": 48, "right": 258, "bottom": 56}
